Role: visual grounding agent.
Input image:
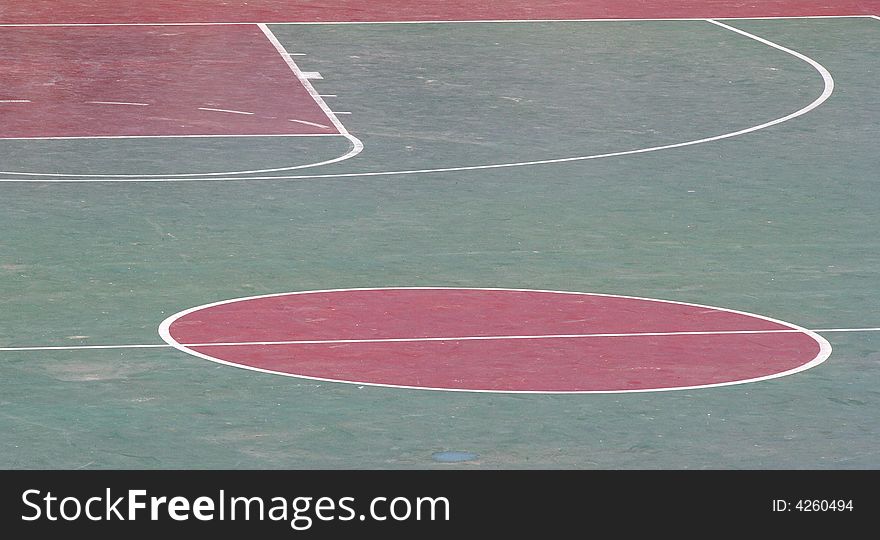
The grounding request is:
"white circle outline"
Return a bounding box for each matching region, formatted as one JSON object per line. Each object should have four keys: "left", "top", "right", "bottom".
{"left": 158, "top": 286, "right": 833, "bottom": 394}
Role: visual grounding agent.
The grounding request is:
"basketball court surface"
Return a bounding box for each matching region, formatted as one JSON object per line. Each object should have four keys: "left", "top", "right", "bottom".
{"left": 1, "top": 1, "right": 878, "bottom": 469}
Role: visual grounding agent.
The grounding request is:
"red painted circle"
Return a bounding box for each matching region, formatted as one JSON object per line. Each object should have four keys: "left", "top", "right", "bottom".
{"left": 160, "top": 288, "right": 829, "bottom": 393}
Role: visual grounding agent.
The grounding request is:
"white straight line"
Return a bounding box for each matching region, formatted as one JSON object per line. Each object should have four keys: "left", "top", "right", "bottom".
{"left": 200, "top": 329, "right": 814, "bottom": 347}
{"left": 0, "top": 22, "right": 253, "bottom": 27}
{"left": 0, "top": 16, "right": 871, "bottom": 27}
{"left": 0, "top": 344, "right": 170, "bottom": 352}
{"left": 256, "top": 23, "right": 352, "bottom": 137}
{"left": 0, "top": 133, "right": 346, "bottom": 141}
{"left": 266, "top": 15, "right": 877, "bottom": 25}
{"left": 289, "top": 119, "right": 331, "bottom": 129}
{"left": 318, "top": 94, "right": 337, "bottom": 98}
{"left": 170, "top": 327, "right": 880, "bottom": 346}
{"left": 816, "top": 327, "right": 880, "bottom": 333}
{"left": 86, "top": 101, "right": 149, "bottom": 106}
{"left": 256, "top": 22, "right": 364, "bottom": 174}
{"left": 0, "top": 99, "right": 31, "bottom": 103}
{"left": 198, "top": 107, "right": 254, "bottom": 115}
{"left": 719, "top": 14, "right": 876, "bottom": 21}
{"left": 1, "top": 327, "right": 878, "bottom": 353}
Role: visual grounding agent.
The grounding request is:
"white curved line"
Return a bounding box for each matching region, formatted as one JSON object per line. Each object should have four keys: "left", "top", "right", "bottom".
{"left": 0, "top": 132, "right": 364, "bottom": 178}
{"left": 158, "top": 286, "right": 832, "bottom": 395}
{"left": 0, "top": 19, "right": 834, "bottom": 183}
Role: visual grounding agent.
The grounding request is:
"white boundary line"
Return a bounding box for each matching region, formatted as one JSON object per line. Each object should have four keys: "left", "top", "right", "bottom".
{"left": 255, "top": 23, "right": 356, "bottom": 138}
{"left": 1, "top": 326, "right": 877, "bottom": 353}
{"left": 0, "top": 19, "right": 836, "bottom": 183}
{"left": 247, "top": 15, "right": 880, "bottom": 25}
{"left": 148, "top": 286, "right": 838, "bottom": 394}
{"left": 0, "top": 133, "right": 344, "bottom": 141}
{"left": 0, "top": 23, "right": 363, "bottom": 179}
{"left": 87, "top": 101, "right": 149, "bottom": 106}
{"left": 197, "top": 107, "right": 255, "bottom": 115}
{"left": 1, "top": 344, "right": 170, "bottom": 351}
{"left": 255, "top": 22, "right": 364, "bottom": 170}
{"left": 289, "top": 119, "right": 331, "bottom": 129}
{"left": 0, "top": 15, "right": 874, "bottom": 27}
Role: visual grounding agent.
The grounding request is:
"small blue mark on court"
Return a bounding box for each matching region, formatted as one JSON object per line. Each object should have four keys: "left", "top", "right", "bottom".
{"left": 432, "top": 451, "right": 479, "bottom": 463}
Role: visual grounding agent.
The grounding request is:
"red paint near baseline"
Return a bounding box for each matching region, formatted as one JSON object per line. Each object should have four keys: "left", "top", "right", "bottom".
{"left": 0, "top": 1, "right": 875, "bottom": 24}
{"left": 0, "top": 25, "right": 336, "bottom": 138}
{"left": 160, "top": 288, "right": 830, "bottom": 393}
